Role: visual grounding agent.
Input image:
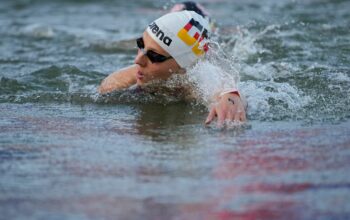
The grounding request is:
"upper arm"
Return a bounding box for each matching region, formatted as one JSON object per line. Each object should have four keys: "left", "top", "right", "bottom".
{"left": 98, "top": 65, "right": 138, "bottom": 94}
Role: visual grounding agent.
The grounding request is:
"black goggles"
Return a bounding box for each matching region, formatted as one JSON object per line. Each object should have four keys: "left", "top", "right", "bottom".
{"left": 136, "top": 37, "right": 173, "bottom": 63}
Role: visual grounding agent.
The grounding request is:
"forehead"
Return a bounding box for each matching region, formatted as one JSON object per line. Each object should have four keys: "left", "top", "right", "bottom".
{"left": 142, "top": 31, "right": 170, "bottom": 56}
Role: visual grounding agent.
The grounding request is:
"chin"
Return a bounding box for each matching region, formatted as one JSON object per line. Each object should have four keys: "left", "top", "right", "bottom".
{"left": 136, "top": 78, "right": 144, "bottom": 86}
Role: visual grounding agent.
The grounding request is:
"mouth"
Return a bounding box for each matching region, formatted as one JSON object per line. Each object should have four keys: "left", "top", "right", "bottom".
{"left": 136, "top": 71, "right": 144, "bottom": 80}
{"left": 136, "top": 71, "right": 145, "bottom": 80}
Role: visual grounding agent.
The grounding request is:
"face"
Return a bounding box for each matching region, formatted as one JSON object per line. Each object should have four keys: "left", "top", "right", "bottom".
{"left": 134, "top": 31, "right": 182, "bottom": 86}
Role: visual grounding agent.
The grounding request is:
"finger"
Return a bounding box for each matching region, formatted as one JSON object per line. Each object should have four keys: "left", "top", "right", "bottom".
{"left": 234, "top": 112, "right": 240, "bottom": 122}
{"left": 205, "top": 107, "right": 217, "bottom": 124}
{"left": 240, "top": 111, "right": 247, "bottom": 122}
{"left": 227, "top": 109, "right": 235, "bottom": 121}
{"left": 217, "top": 109, "right": 226, "bottom": 126}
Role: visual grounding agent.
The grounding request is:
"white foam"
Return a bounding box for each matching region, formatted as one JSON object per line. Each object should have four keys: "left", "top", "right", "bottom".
{"left": 241, "top": 62, "right": 297, "bottom": 80}
{"left": 240, "top": 81, "right": 311, "bottom": 117}
{"left": 22, "top": 23, "right": 55, "bottom": 38}
{"left": 329, "top": 72, "right": 350, "bottom": 82}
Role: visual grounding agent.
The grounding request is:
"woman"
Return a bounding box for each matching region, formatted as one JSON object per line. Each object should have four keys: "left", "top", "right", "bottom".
{"left": 98, "top": 10, "right": 246, "bottom": 126}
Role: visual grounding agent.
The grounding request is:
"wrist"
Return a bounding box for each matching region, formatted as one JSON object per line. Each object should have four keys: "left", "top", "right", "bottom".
{"left": 219, "top": 89, "right": 240, "bottom": 98}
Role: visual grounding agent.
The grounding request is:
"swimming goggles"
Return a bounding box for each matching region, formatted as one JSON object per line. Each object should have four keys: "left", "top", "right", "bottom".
{"left": 136, "top": 37, "right": 173, "bottom": 63}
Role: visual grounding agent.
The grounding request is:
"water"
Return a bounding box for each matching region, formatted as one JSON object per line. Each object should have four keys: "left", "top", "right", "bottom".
{"left": 1, "top": 0, "right": 350, "bottom": 219}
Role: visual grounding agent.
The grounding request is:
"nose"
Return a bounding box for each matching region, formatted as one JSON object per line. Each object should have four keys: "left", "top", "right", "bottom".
{"left": 134, "top": 49, "right": 147, "bottom": 67}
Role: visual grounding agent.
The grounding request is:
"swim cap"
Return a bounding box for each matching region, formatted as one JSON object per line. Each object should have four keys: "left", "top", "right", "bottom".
{"left": 146, "top": 11, "right": 210, "bottom": 68}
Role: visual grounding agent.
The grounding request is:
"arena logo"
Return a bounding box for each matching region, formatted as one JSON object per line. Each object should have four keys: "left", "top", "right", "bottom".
{"left": 148, "top": 22, "right": 173, "bottom": 46}
{"left": 177, "top": 18, "right": 209, "bottom": 56}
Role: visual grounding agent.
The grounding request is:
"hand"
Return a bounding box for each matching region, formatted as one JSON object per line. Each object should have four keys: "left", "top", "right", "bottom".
{"left": 205, "top": 93, "right": 247, "bottom": 126}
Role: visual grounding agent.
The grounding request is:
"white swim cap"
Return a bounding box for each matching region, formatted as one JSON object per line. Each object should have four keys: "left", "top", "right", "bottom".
{"left": 146, "top": 11, "right": 211, "bottom": 68}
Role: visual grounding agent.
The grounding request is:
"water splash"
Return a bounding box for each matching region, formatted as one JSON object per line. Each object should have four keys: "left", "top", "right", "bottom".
{"left": 187, "top": 60, "right": 237, "bottom": 105}
{"left": 184, "top": 25, "right": 314, "bottom": 121}
{"left": 220, "top": 25, "right": 275, "bottom": 61}
{"left": 21, "top": 23, "right": 55, "bottom": 39}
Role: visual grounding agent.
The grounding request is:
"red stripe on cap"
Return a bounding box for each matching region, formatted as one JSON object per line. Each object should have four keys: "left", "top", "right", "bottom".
{"left": 194, "top": 32, "right": 200, "bottom": 40}
{"left": 184, "top": 23, "right": 193, "bottom": 31}
{"left": 204, "top": 43, "right": 209, "bottom": 52}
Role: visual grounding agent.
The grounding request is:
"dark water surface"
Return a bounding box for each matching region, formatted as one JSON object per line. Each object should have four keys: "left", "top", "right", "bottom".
{"left": 1, "top": 0, "right": 350, "bottom": 219}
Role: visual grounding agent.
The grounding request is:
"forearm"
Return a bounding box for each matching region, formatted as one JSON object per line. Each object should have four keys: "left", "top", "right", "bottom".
{"left": 98, "top": 66, "right": 137, "bottom": 94}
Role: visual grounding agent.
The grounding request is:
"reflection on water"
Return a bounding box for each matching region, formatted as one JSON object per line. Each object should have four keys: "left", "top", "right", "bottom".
{"left": 134, "top": 103, "right": 204, "bottom": 140}
{"left": 1, "top": 103, "right": 350, "bottom": 220}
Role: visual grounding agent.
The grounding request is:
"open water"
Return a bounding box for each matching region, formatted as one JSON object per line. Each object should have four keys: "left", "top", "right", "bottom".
{"left": 1, "top": 0, "right": 350, "bottom": 219}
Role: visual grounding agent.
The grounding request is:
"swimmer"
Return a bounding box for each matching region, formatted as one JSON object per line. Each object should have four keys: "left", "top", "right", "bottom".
{"left": 99, "top": 10, "right": 247, "bottom": 126}
{"left": 170, "top": 1, "right": 215, "bottom": 31}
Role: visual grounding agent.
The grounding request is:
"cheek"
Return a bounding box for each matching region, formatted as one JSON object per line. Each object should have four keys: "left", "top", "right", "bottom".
{"left": 159, "top": 68, "right": 175, "bottom": 80}
{"left": 148, "top": 65, "right": 174, "bottom": 80}
{"left": 159, "top": 62, "right": 181, "bottom": 77}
